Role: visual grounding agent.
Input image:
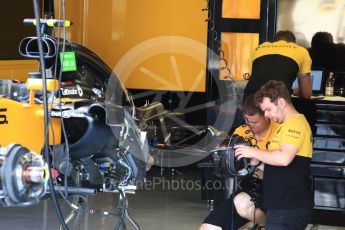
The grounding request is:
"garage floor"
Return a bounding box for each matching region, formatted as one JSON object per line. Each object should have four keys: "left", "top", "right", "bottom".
{"left": 0, "top": 167, "right": 344, "bottom": 230}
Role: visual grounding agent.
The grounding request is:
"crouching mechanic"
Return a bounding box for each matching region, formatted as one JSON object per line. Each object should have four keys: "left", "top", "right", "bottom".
{"left": 235, "top": 80, "right": 313, "bottom": 230}
{"left": 199, "top": 94, "right": 279, "bottom": 230}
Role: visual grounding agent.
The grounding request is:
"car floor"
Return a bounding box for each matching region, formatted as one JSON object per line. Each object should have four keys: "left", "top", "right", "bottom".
{"left": 0, "top": 167, "right": 343, "bottom": 230}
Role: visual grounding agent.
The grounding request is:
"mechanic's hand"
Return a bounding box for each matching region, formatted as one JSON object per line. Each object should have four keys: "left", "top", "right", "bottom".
{"left": 250, "top": 158, "right": 260, "bottom": 166}
{"left": 234, "top": 144, "right": 257, "bottom": 159}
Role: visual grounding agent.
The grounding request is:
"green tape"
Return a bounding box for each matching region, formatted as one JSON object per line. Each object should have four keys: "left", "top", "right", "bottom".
{"left": 60, "top": 51, "right": 77, "bottom": 72}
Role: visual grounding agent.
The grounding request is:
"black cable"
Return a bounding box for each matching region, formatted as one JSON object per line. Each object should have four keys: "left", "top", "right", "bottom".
{"left": 203, "top": 0, "right": 233, "bottom": 80}
{"left": 249, "top": 179, "right": 261, "bottom": 229}
{"left": 114, "top": 188, "right": 126, "bottom": 230}
{"left": 231, "top": 175, "right": 238, "bottom": 230}
{"left": 58, "top": 0, "right": 71, "bottom": 201}
{"left": 47, "top": 2, "right": 127, "bottom": 226}
{"left": 45, "top": 0, "right": 72, "bottom": 204}
{"left": 32, "top": 0, "right": 69, "bottom": 229}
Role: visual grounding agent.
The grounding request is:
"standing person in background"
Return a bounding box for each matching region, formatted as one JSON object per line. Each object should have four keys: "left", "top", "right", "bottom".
{"left": 244, "top": 30, "right": 312, "bottom": 100}
{"left": 308, "top": 31, "right": 337, "bottom": 75}
{"left": 236, "top": 80, "right": 313, "bottom": 230}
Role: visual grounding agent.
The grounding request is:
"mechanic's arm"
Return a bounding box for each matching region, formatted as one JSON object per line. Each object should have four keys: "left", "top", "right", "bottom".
{"left": 297, "top": 73, "right": 312, "bottom": 99}
{"left": 235, "top": 143, "right": 298, "bottom": 166}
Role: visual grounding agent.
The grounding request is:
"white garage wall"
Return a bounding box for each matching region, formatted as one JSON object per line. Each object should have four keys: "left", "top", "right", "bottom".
{"left": 277, "top": 0, "right": 345, "bottom": 47}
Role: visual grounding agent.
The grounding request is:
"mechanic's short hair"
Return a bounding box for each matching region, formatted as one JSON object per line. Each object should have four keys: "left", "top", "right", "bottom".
{"left": 243, "top": 94, "right": 264, "bottom": 116}
{"left": 273, "top": 30, "right": 296, "bottom": 43}
{"left": 254, "top": 80, "right": 292, "bottom": 105}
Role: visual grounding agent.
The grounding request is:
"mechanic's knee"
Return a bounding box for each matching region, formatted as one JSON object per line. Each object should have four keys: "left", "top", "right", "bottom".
{"left": 234, "top": 192, "right": 254, "bottom": 218}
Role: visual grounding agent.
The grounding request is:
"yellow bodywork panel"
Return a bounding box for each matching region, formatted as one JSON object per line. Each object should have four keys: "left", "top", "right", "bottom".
{"left": 0, "top": 60, "right": 39, "bottom": 82}
{"left": 0, "top": 98, "right": 61, "bottom": 154}
{"left": 26, "top": 78, "right": 59, "bottom": 91}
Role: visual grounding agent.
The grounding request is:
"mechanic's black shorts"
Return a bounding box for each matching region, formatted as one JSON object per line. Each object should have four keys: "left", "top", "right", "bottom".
{"left": 202, "top": 177, "right": 263, "bottom": 229}
{"left": 265, "top": 208, "right": 312, "bottom": 230}
{"left": 203, "top": 197, "right": 247, "bottom": 229}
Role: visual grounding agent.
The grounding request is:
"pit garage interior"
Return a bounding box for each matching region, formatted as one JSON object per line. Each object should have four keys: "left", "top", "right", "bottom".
{"left": 0, "top": 0, "right": 344, "bottom": 229}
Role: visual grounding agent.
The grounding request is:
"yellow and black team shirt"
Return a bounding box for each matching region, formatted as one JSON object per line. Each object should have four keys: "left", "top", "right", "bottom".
{"left": 233, "top": 121, "right": 279, "bottom": 150}
{"left": 244, "top": 40, "right": 312, "bottom": 99}
{"left": 264, "top": 114, "right": 313, "bottom": 210}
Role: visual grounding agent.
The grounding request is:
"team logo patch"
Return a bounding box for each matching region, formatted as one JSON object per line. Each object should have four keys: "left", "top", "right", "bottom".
{"left": 288, "top": 129, "right": 300, "bottom": 135}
